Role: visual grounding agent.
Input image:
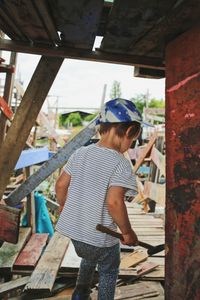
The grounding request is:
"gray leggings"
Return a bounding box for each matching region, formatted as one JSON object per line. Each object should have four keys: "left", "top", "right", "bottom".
{"left": 72, "top": 239, "right": 120, "bottom": 300}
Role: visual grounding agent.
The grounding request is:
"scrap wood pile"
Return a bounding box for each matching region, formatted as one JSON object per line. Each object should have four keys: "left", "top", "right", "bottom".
{"left": 0, "top": 201, "right": 165, "bottom": 299}
{"left": 0, "top": 131, "right": 165, "bottom": 299}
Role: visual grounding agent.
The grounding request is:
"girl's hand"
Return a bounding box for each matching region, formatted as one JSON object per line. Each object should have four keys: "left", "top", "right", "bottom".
{"left": 121, "top": 229, "right": 138, "bottom": 246}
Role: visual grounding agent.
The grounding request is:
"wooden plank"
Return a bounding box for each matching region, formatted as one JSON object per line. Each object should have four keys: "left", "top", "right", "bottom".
{"left": 24, "top": 232, "right": 70, "bottom": 292}
{"left": 49, "top": 0, "right": 104, "bottom": 49}
{"left": 133, "top": 132, "right": 157, "bottom": 173}
{"left": 0, "top": 56, "right": 64, "bottom": 200}
{"left": 5, "top": 118, "right": 97, "bottom": 206}
{"left": 60, "top": 240, "right": 81, "bottom": 270}
{"left": 0, "top": 204, "right": 21, "bottom": 244}
{"left": 134, "top": 67, "right": 165, "bottom": 79}
{"left": 0, "top": 227, "right": 32, "bottom": 273}
{"left": 0, "top": 39, "right": 165, "bottom": 70}
{"left": 150, "top": 146, "right": 165, "bottom": 176}
{"left": 114, "top": 281, "right": 159, "bottom": 300}
{"left": 0, "top": 96, "right": 13, "bottom": 120}
{"left": 14, "top": 233, "right": 49, "bottom": 270}
{"left": 0, "top": 276, "right": 30, "bottom": 297}
{"left": 144, "top": 181, "right": 165, "bottom": 206}
{"left": 120, "top": 251, "right": 148, "bottom": 269}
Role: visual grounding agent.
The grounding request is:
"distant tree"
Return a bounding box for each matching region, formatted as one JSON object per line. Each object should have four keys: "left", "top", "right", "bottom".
{"left": 65, "top": 112, "right": 82, "bottom": 127}
{"left": 84, "top": 113, "right": 98, "bottom": 122}
{"left": 58, "top": 114, "right": 66, "bottom": 127}
{"left": 130, "top": 93, "right": 164, "bottom": 114}
{"left": 110, "top": 80, "right": 122, "bottom": 99}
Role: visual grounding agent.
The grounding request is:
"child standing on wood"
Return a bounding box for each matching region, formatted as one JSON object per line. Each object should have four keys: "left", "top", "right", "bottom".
{"left": 55, "top": 98, "right": 143, "bottom": 300}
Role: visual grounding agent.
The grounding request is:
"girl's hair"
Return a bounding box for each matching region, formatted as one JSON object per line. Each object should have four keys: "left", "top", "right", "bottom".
{"left": 99, "top": 121, "right": 141, "bottom": 139}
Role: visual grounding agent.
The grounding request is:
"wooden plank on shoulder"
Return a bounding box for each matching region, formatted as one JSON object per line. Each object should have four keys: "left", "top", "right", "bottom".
{"left": 0, "top": 227, "right": 32, "bottom": 273}
{"left": 133, "top": 132, "right": 157, "bottom": 173}
{"left": 14, "top": 233, "right": 49, "bottom": 270}
{"left": 0, "top": 204, "right": 21, "bottom": 244}
{"left": 24, "top": 232, "right": 70, "bottom": 292}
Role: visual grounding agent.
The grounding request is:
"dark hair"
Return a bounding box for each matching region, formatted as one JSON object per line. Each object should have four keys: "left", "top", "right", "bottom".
{"left": 99, "top": 121, "right": 141, "bottom": 139}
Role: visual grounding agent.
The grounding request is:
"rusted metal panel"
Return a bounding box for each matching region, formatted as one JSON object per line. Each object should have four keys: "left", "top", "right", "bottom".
{"left": 165, "top": 25, "right": 200, "bottom": 299}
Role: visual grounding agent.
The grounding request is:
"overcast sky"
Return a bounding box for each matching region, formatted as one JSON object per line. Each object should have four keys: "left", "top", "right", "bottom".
{"left": 1, "top": 50, "right": 165, "bottom": 113}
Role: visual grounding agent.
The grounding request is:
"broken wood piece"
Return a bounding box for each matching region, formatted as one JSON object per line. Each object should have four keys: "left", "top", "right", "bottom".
{"left": 0, "top": 276, "right": 30, "bottom": 297}
{"left": 133, "top": 132, "right": 157, "bottom": 173}
{"left": 95, "top": 281, "right": 158, "bottom": 300}
{"left": 143, "top": 181, "right": 166, "bottom": 206}
{"left": 24, "top": 232, "right": 70, "bottom": 293}
{"left": 150, "top": 146, "right": 166, "bottom": 176}
{"left": 120, "top": 251, "right": 148, "bottom": 269}
{"left": 0, "top": 227, "right": 32, "bottom": 273}
{"left": 136, "top": 261, "right": 158, "bottom": 276}
{"left": 14, "top": 233, "right": 49, "bottom": 270}
{"left": 0, "top": 203, "right": 21, "bottom": 244}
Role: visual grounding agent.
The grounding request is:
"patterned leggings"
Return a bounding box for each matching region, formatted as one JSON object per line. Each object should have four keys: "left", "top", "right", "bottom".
{"left": 71, "top": 239, "right": 120, "bottom": 300}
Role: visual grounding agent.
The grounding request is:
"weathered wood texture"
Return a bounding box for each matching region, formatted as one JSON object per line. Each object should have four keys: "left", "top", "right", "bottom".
{"left": 0, "top": 276, "right": 30, "bottom": 297}
{"left": 120, "top": 250, "right": 148, "bottom": 269}
{"left": 133, "top": 132, "right": 157, "bottom": 173}
{"left": 165, "top": 25, "right": 200, "bottom": 299}
{"left": 144, "top": 182, "right": 165, "bottom": 206}
{"left": 14, "top": 233, "right": 49, "bottom": 270}
{"left": 0, "top": 56, "right": 64, "bottom": 200}
{"left": 0, "top": 227, "right": 31, "bottom": 273}
{"left": 0, "top": 204, "right": 21, "bottom": 244}
{"left": 24, "top": 232, "right": 70, "bottom": 292}
{"left": 5, "top": 118, "right": 97, "bottom": 207}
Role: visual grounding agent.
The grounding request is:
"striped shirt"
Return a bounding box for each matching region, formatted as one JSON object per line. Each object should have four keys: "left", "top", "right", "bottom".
{"left": 56, "top": 143, "right": 138, "bottom": 247}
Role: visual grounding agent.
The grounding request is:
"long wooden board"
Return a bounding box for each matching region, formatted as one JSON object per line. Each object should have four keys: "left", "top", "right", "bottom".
{"left": 0, "top": 276, "right": 30, "bottom": 297}
{"left": 14, "top": 233, "right": 49, "bottom": 270}
{"left": 133, "top": 132, "right": 157, "bottom": 173}
{"left": 120, "top": 251, "right": 148, "bottom": 269}
{"left": 0, "top": 227, "right": 31, "bottom": 273}
{"left": 144, "top": 181, "right": 166, "bottom": 206}
{"left": 0, "top": 204, "right": 21, "bottom": 244}
{"left": 24, "top": 232, "right": 70, "bottom": 292}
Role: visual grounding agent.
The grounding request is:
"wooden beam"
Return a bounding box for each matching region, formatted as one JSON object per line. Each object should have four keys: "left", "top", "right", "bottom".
{"left": 144, "top": 181, "right": 165, "bottom": 206}
{"left": 14, "top": 233, "right": 49, "bottom": 270}
{"left": 133, "top": 132, "right": 157, "bottom": 173}
{"left": 0, "top": 204, "right": 21, "bottom": 244}
{"left": 0, "top": 56, "right": 64, "bottom": 200}
{"left": 134, "top": 67, "right": 165, "bottom": 79}
{"left": 24, "top": 232, "right": 70, "bottom": 292}
{"left": 0, "top": 276, "right": 30, "bottom": 297}
{"left": 0, "top": 227, "right": 32, "bottom": 273}
{"left": 5, "top": 118, "right": 97, "bottom": 207}
{"left": 150, "top": 146, "right": 166, "bottom": 176}
{"left": 0, "top": 39, "right": 165, "bottom": 70}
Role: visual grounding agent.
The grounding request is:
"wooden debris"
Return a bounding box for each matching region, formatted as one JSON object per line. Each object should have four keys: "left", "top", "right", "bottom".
{"left": 0, "top": 204, "right": 21, "bottom": 244}
{"left": 24, "top": 232, "right": 70, "bottom": 293}
{"left": 14, "top": 233, "right": 49, "bottom": 270}
{"left": 0, "top": 276, "right": 30, "bottom": 297}
{"left": 120, "top": 251, "right": 148, "bottom": 269}
{"left": 0, "top": 227, "right": 31, "bottom": 273}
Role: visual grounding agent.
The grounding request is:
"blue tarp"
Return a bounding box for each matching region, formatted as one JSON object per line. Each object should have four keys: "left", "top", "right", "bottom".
{"left": 22, "top": 191, "right": 54, "bottom": 237}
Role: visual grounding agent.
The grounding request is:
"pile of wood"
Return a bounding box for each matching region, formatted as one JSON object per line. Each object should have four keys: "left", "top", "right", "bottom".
{"left": 0, "top": 131, "right": 165, "bottom": 299}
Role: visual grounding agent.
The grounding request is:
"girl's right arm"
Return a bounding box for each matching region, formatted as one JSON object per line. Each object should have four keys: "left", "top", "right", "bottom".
{"left": 55, "top": 171, "right": 71, "bottom": 212}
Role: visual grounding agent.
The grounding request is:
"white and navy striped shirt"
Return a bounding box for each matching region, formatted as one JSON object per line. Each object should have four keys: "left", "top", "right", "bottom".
{"left": 56, "top": 144, "right": 138, "bottom": 247}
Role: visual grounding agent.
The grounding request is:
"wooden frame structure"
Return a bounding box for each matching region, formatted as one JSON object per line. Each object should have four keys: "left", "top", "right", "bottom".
{"left": 0, "top": 1, "right": 200, "bottom": 298}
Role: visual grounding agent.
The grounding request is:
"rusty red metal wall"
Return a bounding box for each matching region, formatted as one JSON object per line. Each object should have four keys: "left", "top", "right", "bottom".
{"left": 165, "top": 25, "right": 200, "bottom": 299}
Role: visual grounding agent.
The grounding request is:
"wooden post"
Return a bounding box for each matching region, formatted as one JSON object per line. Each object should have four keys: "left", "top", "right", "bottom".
{"left": 165, "top": 25, "right": 200, "bottom": 299}
{"left": 0, "top": 52, "right": 17, "bottom": 146}
{"left": 0, "top": 56, "right": 64, "bottom": 200}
